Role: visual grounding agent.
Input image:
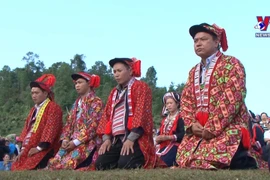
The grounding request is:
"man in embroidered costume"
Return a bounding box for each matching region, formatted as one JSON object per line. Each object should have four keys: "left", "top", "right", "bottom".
{"left": 175, "top": 23, "right": 257, "bottom": 169}
{"left": 95, "top": 58, "right": 156, "bottom": 170}
{"left": 47, "top": 72, "right": 103, "bottom": 170}
{"left": 12, "top": 74, "right": 63, "bottom": 170}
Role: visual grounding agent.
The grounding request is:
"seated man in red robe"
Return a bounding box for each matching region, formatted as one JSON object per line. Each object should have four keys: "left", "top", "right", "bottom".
{"left": 12, "top": 74, "right": 63, "bottom": 170}
{"left": 47, "top": 72, "right": 103, "bottom": 170}
{"left": 175, "top": 23, "right": 257, "bottom": 170}
{"left": 95, "top": 57, "right": 156, "bottom": 170}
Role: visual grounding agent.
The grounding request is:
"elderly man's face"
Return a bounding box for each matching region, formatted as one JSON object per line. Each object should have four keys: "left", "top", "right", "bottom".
{"left": 193, "top": 32, "right": 219, "bottom": 59}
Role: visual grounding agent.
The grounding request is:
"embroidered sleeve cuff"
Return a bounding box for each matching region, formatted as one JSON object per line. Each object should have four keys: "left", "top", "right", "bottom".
{"left": 73, "top": 139, "right": 82, "bottom": 146}
{"left": 36, "top": 146, "right": 43, "bottom": 151}
{"left": 38, "top": 142, "right": 50, "bottom": 150}
{"left": 102, "top": 134, "right": 111, "bottom": 142}
{"left": 173, "top": 135, "right": 177, "bottom": 141}
{"left": 127, "top": 132, "right": 140, "bottom": 142}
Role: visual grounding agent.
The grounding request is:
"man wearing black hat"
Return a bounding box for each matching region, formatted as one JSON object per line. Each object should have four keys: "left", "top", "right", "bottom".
{"left": 175, "top": 23, "right": 257, "bottom": 169}
{"left": 12, "top": 74, "right": 63, "bottom": 170}
{"left": 47, "top": 72, "right": 103, "bottom": 170}
{"left": 95, "top": 57, "right": 156, "bottom": 170}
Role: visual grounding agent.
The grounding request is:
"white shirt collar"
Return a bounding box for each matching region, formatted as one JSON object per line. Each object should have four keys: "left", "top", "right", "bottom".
{"left": 35, "top": 98, "right": 48, "bottom": 109}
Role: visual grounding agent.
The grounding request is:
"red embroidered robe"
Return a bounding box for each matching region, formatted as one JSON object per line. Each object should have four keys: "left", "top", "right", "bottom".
{"left": 176, "top": 53, "right": 254, "bottom": 169}
{"left": 48, "top": 92, "right": 103, "bottom": 170}
{"left": 97, "top": 80, "right": 156, "bottom": 168}
{"left": 11, "top": 101, "right": 63, "bottom": 170}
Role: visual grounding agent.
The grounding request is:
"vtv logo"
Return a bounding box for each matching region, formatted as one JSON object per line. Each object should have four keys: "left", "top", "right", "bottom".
{"left": 254, "top": 16, "right": 270, "bottom": 31}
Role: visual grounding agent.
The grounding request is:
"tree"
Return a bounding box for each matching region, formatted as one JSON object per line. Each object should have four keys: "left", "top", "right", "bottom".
{"left": 89, "top": 61, "right": 115, "bottom": 104}
{"left": 176, "top": 82, "right": 186, "bottom": 95}
{"left": 168, "top": 82, "right": 175, "bottom": 91}
{"left": 70, "top": 54, "right": 86, "bottom": 72}
{"left": 141, "top": 66, "right": 157, "bottom": 90}
{"left": 22, "top": 51, "right": 45, "bottom": 74}
{"left": 47, "top": 62, "right": 76, "bottom": 111}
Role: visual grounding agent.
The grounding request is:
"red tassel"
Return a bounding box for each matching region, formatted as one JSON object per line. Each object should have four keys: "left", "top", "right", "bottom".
{"left": 104, "top": 121, "right": 112, "bottom": 135}
{"left": 89, "top": 75, "right": 100, "bottom": 88}
{"left": 195, "top": 112, "right": 209, "bottom": 126}
{"left": 241, "top": 127, "right": 251, "bottom": 149}
{"left": 220, "top": 29, "right": 228, "bottom": 52}
{"left": 131, "top": 58, "right": 141, "bottom": 77}
{"left": 212, "top": 24, "right": 228, "bottom": 52}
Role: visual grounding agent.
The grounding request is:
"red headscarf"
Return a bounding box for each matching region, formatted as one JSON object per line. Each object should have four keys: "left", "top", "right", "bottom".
{"left": 30, "top": 74, "right": 56, "bottom": 100}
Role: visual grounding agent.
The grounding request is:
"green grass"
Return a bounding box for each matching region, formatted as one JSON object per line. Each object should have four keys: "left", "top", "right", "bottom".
{"left": 0, "top": 169, "right": 269, "bottom": 180}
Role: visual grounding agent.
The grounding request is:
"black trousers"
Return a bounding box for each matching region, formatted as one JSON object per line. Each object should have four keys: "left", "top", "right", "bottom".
{"left": 229, "top": 141, "right": 258, "bottom": 169}
{"left": 34, "top": 149, "right": 54, "bottom": 170}
{"left": 95, "top": 138, "right": 145, "bottom": 170}
{"left": 262, "top": 143, "right": 270, "bottom": 162}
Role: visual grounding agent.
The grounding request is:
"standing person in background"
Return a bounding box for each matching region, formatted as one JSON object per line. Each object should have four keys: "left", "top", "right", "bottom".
{"left": 261, "top": 112, "right": 269, "bottom": 132}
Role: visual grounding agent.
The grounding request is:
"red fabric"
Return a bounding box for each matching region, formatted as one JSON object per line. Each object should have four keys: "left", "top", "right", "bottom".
{"left": 11, "top": 101, "right": 63, "bottom": 171}
{"left": 105, "top": 121, "right": 112, "bottom": 135}
{"left": 241, "top": 127, "right": 251, "bottom": 150}
{"left": 97, "top": 80, "right": 156, "bottom": 168}
{"left": 131, "top": 58, "right": 141, "bottom": 77}
{"left": 195, "top": 112, "right": 209, "bottom": 126}
{"left": 159, "top": 114, "right": 180, "bottom": 150}
{"left": 127, "top": 116, "right": 133, "bottom": 130}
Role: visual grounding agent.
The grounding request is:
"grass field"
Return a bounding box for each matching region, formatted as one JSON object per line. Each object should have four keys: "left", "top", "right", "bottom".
{"left": 0, "top": 169, "right": 269, "bottom": 180}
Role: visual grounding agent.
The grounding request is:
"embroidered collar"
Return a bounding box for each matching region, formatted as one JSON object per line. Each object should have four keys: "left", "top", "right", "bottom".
{"left": 200, "top": 51, "right": 218, "bottom": 69}
{"left": 194, "top": 51, "right": 222, "bottom": 110}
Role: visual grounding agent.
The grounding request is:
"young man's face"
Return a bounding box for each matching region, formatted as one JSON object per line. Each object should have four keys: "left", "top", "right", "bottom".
{"left": 74, "top": 78, "right": 90, "bottom": 96}
{"left": 31, "top": 87, "right": 48, "bottom": 105}
{"left": 112, "top": 62, "right": 133, "bottom": 87}
{"left": 193, "top": 32, "right": 219, "bottom": 59}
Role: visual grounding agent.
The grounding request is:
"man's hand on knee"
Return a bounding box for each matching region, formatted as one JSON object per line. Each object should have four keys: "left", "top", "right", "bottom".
{"left": 121, "top": 139, "right": 134, "bottom": 156}
{"left": 98, "top": 139, "right": 112, "bottom": 155}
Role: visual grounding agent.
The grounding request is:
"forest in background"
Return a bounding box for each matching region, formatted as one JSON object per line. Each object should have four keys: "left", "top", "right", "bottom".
{"left": 0, "top": 52, "right": 185, "bottom": 136}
